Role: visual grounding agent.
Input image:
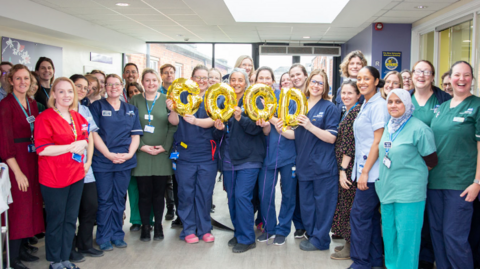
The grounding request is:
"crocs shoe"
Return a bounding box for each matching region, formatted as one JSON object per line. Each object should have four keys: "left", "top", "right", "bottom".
{"left": 185, "top": 234, "right": 199, "bottom": 244}
{"left": 202, "top": 233, "right": 215, "bottom": 243}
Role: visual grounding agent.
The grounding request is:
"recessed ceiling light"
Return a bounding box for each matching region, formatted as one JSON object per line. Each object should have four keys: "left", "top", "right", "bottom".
{"left": 415, "top": 5, "right": 427, "bottom": 9}
{"left": 303, "top": 36, "right": 310, "bottom": 39}
{"left": 116, "top": 3, "right": 129, "bottom": 7}
{"left": 224, "top": 0, "right": 349, "bottom": 23}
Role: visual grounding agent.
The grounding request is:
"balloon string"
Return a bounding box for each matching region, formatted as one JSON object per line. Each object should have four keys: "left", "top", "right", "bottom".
{"left": 218, "top": 134, "right": 235, "bottom": 206}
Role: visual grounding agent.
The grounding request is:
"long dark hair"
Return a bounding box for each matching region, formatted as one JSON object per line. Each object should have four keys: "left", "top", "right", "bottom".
{"left": 34, "top": 57, "right": 55, "bottom": 85}
{"left": 360, "top": 66, "right": 385, "bottom": 88}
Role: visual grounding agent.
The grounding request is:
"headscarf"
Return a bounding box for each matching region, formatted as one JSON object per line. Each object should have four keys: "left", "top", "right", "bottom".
{"left": 386, "top": 88, "right": 415, "bottom": 134}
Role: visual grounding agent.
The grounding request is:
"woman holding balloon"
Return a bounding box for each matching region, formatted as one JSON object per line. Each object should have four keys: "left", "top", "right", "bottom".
{"left": 276, "top": 69, "right": 340, "bottom": 251}
{"left": 212, "top": 68, "right": 270, "bottom": 253}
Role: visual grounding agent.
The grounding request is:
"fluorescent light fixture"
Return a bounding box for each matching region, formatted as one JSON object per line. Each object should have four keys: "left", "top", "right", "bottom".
{"left": 303, "top": 36, "right": 310, "bottom": 39}
{"left": 224, "top": 0, "right": 349, "bottom": 23}
{"left": 463, "top": 40, "right": 471, "bottom": 43}
{"left": 116, "top": 3, "right": 129, "bottom": 6}
{"left": 415, "top": 5, "right": 427, "bottom": 9}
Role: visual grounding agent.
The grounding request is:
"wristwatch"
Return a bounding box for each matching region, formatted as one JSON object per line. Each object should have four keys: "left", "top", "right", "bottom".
{"left": 474, "top": 179, "right": 480, "bottom": 185}
{"left": 339, "top": 166, "right": 347, "bottom": 172}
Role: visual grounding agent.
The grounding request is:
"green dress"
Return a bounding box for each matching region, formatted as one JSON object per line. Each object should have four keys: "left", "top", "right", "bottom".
{"left": 412, "top": 94, "right": 439, "bottom": 126}
{"left": 429, "top": 96, "right": 480, "bottom": 190}
{"left": 130, "top": 93, "right": 177, "bottom": 176}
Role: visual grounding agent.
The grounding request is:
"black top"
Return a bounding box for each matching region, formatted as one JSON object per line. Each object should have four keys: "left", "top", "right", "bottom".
{"left": 35, "top": 86, "right": 50, "bottom": 108}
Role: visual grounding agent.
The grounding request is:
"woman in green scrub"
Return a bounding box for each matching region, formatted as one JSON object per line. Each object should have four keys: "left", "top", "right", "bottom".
{"left": 428, "top": 61, "right": 480, "bottom": 269}
{"left": 377, "top": 88, "right": 438, "bottom": 269}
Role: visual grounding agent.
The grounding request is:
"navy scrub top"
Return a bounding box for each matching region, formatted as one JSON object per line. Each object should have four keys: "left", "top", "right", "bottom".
{"left": 89, "top": 99, "right": 143, "bottom": 172}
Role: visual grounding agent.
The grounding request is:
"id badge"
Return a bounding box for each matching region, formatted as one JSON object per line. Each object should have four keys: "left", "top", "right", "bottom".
{"left": 169, "top": 151, "right": 179, "bottom": 160}
{"left": 28, "top": 144, "right": 36, "bottom": 153}
{"left": 72, "top": 153, "right": 82, "bottom": 163}
{"left": 26, "top": 115, "right": 35, "bottom": 123}
{"left": 383, "top": 156, "right": 391, "bottom": 169}
{"left": 144, "top": 114, "right": 153, "bottom": 120}
{"left": 172, "top": 161, "right": 176, "bottom": 171}
{"left": 144, "top": 125, "right": 155, "bottom": 133}
{"left": 384, "top": 142, "right": 391, "bottom": 149}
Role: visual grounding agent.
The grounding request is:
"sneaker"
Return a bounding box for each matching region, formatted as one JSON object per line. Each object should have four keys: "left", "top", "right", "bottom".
{"left": 111, "top": 240, "right": 127, "bottom": 248}
{"left": 256, "top": 233, "right": 275, "bottom": 242}
{"left": 228, "top": 237, "right": 238, "bottom": 247}
{"left": 256, "top": 222, "right": 264, "bottom": 231}
{"left": 165, "top": 208, "right": 175, "bottom": 221}
{"left": 330, "top": 242, "right": 350, "bottom": 260}
{"left": 185, "top": 234, "right": 199, "bottom": 244}
{"left": 171, "top": 218, "right": 183, "bottom": 228}
{"left": 129, "top": 224, "right": 141, "bottom": 231}
{"left": 232, "top": 242, "right": 256, "bottom": 253}
{"left": 79, "top": 248, "right": 104, "bottom": 257}
{"left": 299, "top": 239, "right": 320, "bottom": 251}
{"left": 98, "top": 242, "right": 113, "bottom": 251}
{"left": 202, "top": 233, "right": 215, "bottom": 243}
{"left": 273, "top": 235, "right": 286, "bottom": 245}
{"left": 69, "top": 250, "right": 85, "bottom": 263}
{"left": 294, "top": 229, "right": 306, "bottom": 239}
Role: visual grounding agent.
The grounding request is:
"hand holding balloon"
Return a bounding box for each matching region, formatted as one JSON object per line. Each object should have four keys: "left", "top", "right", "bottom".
{"left": 184, "top": 114, "right": 197, "bottom": 125}
{"left": 204, "top": 83, "right": 236, "bottom": 122}
{"left": 234, "top": 107, "right": 242, "bottom": 121}
{"left": 243, "top": 84, "right": 277, "bottom": 121}
{"left": 278, "top": 87, "right": 308, "bottom": 131}
{"left": 256, "top": 119, "right": 270, "bottom": 128}
{"left": 214, "top": 119, "right": 225, "bottom": 130}
{"left": 297, "top": 115, "right": 313, "bottom": 131}
{"left": 166, "top": 78, "right": 203, "bottom": 116}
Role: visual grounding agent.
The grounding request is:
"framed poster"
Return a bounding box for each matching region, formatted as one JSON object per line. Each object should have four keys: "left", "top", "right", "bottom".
{"left": 382, "top": 51, "right": 402, "bottom": 79}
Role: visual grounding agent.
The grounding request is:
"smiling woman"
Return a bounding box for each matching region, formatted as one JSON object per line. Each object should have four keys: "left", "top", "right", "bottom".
{"left": 34, "top": 57, "right": 55, "bottom": 108}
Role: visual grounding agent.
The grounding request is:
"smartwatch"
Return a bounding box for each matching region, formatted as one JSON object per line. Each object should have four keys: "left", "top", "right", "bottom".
{"left": 474, "top": 179, "right": 480, "bottom": 185}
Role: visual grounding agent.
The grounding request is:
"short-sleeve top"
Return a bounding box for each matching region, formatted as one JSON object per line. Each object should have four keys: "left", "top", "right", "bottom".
{"left": 89, "top": 99, "right": 143, "bottom": 172}
{"left": 352, "top": 92, "right": 389, "bottom": 183}
{"left": 78, "top": 105, "right": 99, "bottom": 183}
{"left": 429, "top": 95, "right": 480, "bottom": 190}
{"left": 376, "top": 117, "right": 436, "bottom": 204}
{"left": 35, "top": 108, "right": 89, "bottom": 188}
{"left": 335, "top": 105, "right": 361, "bottom": 177}
{"left": 412, "top": 94, "right": 440, "bottom": 126}
{"left": 294, "top": 99, "right": 340, "bottom": 181}
{"left": 130, "top": 93, "right": 176, "bottom": 176}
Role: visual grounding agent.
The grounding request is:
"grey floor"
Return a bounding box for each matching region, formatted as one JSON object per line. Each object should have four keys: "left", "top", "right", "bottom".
{"left": 24, "top": 176, "right": 352, "bottom": 269}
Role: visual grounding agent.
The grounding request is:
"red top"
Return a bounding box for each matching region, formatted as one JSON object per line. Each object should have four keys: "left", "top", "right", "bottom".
{"left": 34, "top": 108, "right": 89, "bottom": 188}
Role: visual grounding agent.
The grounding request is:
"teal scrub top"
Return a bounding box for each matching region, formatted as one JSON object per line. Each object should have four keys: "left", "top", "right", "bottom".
{"left": 377, "top": 117, "right": 436, "bottom": 204}
{"left": 429, "top": 95, "right": 480, "bottom": 190}
{"left": 412, "top": 94, "right": 440, "bottom": 126}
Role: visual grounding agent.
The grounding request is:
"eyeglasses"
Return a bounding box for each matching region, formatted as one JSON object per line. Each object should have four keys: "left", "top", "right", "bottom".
{"left": 124, "top": 71, "right": 137, "bottom": 75}
{"left": 193, "top": 76, "right": 208, "bottom": 81}
{"left": 106, "top": 83, "right": 122, "bottom": 88}
{"left": 443, "top": 82, "right": 452, "bottom": 87}
{"left": 310, "top": 80, "right": 324, "bottom": 87}
{"left": 162, "top": 71, "right": 175, "bottom": 76}
{"left": 402, "top": 77, "right": 411, "bottom": 81}
{"left": 75, "top": 84, "right": 89, "bottom": 92}
{"left": 413, "top": 69, "right": 432, "bottom": 76}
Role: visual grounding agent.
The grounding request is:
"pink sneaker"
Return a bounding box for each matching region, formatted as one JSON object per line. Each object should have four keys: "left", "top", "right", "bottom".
{"left": 185, "top": 234, "right": 199, "bottom": 244}
{"left": 257, "top": 222, "right": 264, "bottom": 232}
{"left": 202, "top": 233, "right": 215, "bottom": 243}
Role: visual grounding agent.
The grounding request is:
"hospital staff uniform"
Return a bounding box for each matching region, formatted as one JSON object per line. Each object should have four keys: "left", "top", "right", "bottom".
{"left": 89, "top": 99, "right": 143, "bottom": 246}
{"left": 294, "top": 98, "right": 340, "bottom": 250}
{"left": 350, "top": 92, "right": 388, "bottom": 269}
{"left": 428, "top": 95, "right": 480, "bottom": 269}
{"left": 173, "top": 95, "right": 216, "bottom": 240}
{"left": 34, "top": 108, "right": 89, "bottom": 263}
{"left": 35, "top": 86, "right": 50, "bottom": 108}
{"left": 377, "top": 117, "right": 436, "bottom": 269}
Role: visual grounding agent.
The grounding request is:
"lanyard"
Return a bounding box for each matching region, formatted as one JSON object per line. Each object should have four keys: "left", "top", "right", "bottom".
{"left": 13, "top": 94, "right": 34, "bottom": 135}
{"left": 54, "top": 107, "right": 77, "bottom": 141}
{"left": 385, "top": 116, "right": 411, "bottom": 156}
{"left": 123, "top": 88, "right": 128, "bottom": 102}
{"left": 340, "top": 102, "right": 358, "bottom": 123}
{"left": 145, "top": 93, "right": 158, "bottom": 125}
{"left": 42, "top": 87, "right": 50, "bottom": 99}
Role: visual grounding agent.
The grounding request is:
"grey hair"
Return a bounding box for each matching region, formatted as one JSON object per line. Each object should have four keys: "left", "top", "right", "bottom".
{"left": 229, "top": 68, "right": 250, "bottom": 88}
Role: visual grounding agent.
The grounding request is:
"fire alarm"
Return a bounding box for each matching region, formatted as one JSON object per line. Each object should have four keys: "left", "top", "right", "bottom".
{"left": 375, "top": 22, "right": 384, "bottom": 31}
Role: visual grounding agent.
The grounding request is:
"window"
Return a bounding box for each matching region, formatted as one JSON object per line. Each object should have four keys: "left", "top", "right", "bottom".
{"left": 439, "top": 20, "right": 473, "bottom": 80}
{"left": 214, "top": 44, "right": 252, "bottom": 76}
{"left": 419, "top": 31, "right": 434, "bottom": 65}
{"left": 175, "top": 63, "right": 183, "bottom": 78}
{"left": 150, "top": 57, "right": 159, "bottom": 72}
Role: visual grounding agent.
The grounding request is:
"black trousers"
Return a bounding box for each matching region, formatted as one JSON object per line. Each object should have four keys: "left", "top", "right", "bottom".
{"left": 41, "top": 180, "right": 84, "bottom": 262}
{"left": 173, "top": 175, "right": 179, "bottom": 216}
{"left": 166, "top": 177, "right": 175, "bottom": 209}
{"left": 9, "top": 238, "right": 27, "bottom": 262}
{"left": 76, "top": 182, "right": 98, "bottom": 251}
{"left": 137, "top": 176, "right": 169, "bottom": 225}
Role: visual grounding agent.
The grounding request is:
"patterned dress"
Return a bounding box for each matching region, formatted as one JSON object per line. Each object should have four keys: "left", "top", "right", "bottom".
{"left": 331, "top": 104, "right": 360, "bottom": 242}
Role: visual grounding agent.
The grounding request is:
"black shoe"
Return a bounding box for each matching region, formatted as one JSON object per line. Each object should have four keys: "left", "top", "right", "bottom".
{"left": 165, "top": 208, "right": 175, "bottom": 221}
{"left": 140, "top": 225, "right": 151, "bottom": 242}
{"left": 34, "top": 233, "right": 45, "bottom": 239}
{"left": 331, "top": 234, "right": 344, "bottom": 240}
{"left": 171, "top": 218, "right": 183, "bottom": 228}
{"left": 27, "top": 236, "right": 38, "bottom": 245}
{"left": 232, "top": 242, "right": 256, "bottom": 253}
{"left": 130, "top": 224, "right": 141, "bottom": 231}
{"left": 21, "top": 244, "right": 38, "bottom": 254}
{"left": 418, "top": 261, "right": 434, "bottom": 269}
{"left": 19, "top": 247, "right": 39, "bottom": 262}
{"left": 294, "top": 229, "right": 306, "bottom": 239}
{"left": 228, "top": 237, "right": 238, "bottom": 247}
{"left": 12, "top": 259, "right": 29, "bottom": 269}
{"left": 79, "top": 248, "right": 104, "bottom": 257}
{"left": 69, "top": 250, "right": 85, "bottom": 263}
{"left": 153, "top": 223, "right": 164, "bottom": 241}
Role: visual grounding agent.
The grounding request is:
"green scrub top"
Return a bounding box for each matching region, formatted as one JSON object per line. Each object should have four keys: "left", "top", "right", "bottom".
{"left": 429, "top": 95, "right": 480, "bottom": 190}
{"left": 412, "top": 94, "right": 440, "bottom": 126}
{"left": 377, "top": 117, "right": 436, "bottom": 204}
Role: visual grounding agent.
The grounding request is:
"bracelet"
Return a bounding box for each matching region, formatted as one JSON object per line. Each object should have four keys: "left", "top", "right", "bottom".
{"left": 474, "top": 179, "right": 480, "bottom": 185}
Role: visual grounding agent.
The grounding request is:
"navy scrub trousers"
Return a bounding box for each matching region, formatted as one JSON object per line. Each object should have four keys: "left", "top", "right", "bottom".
{"left": 175, "top": 160, "right": 217, "bottom": 239}
{"left": 95, "top": 170, "right": 131, "bottom": 245}
{"left": 292, "top": 180, "right": 305, "bottom": 230}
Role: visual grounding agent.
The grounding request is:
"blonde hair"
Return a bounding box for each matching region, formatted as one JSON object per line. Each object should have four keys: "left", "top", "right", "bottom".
{"left": 105, "top": 74, "right": 124, "bottom": 87}
{"left": 85, "top": 74, "right": 100, "bottom": 96}
{"left": 305, "top": 69, "right": 330, "bottom": 100}
{"left": 47, "top": 77, "right": 79, "bottom": 111}
{"left": 339, "top": 50, "right": 368, "bottom": 78}
{"left": 209, "top": 68, "right": 222, "bottom": 78}
{"left": 234, "top": 55, "right": 255, "bottom": 75}
{"left": 7, "top": 64, "right": 31, "bottom": 94}
{"left": 380, "top": 71, "right": 404, "bottom": 99}
{"left": 141, "top": 68, "right": 161, "bottom": 83}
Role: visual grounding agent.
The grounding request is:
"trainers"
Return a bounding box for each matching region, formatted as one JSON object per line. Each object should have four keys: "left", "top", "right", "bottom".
{"left": 228, "top": 237, "right": 238, "bottom": 247}
{"left": 185, "top": 234, "right": 199, "bottom": 244}
{"left": 232, "top": 242, "right": 256, "bottom": 253}
{"left": 111, "top": 240, "right": 127, "bottom": 248}
{"left": 294, "top": 229, "right": 306, "bottom": 239}
{"left": 99, "top": 242, "right": 113, "bottom": 251}
{"left": 299, "top": 239, "right": 320, "bottom": 251}
{"left": 129, "top": 224, "right": 141, "bottom": 231}
{"left": 202, "top": 233, "right": 215, "bottom": 243}
{"left": 273, "top": 235, "right": 286, "bottom": 246}
{"left": 256, "top": 233, "right": 275, "bottom": 242}
{"left": 171, "top": 218, "right": 183, "bottom": 228}
{"left": 165, "top": 208, "right": 175, "bottom": 221}
{"left": 330, "top": 242, "right": 350, "bottom": 260}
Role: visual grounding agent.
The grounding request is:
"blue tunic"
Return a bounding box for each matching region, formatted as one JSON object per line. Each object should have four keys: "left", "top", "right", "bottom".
{"left": 89, "top": 99, "right": 143, "bottom": 172}
{"left": 78, "top": 104, "right": 99, "bottom": 183}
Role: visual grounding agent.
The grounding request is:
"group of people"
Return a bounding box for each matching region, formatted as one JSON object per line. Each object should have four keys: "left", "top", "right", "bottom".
{"left": 0, "top": 50, "right": 478, "bottom": 269}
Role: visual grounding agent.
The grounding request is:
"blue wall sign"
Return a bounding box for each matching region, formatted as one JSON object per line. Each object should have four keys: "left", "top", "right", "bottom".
{"left": 382, "top": 51, "right": 402, "bottom": 78}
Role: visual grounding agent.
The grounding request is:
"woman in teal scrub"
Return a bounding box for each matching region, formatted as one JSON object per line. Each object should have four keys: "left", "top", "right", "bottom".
{"left": 428, "top": 61, "right": 480, "bottom": 269}
{"left": 377, "top": 88, "right": 437, "bottom": 269}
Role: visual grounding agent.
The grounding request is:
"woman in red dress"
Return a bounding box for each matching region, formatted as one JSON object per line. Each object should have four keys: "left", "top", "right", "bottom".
{"left": 0, "top": 64, "right": 45, "bottom": 269}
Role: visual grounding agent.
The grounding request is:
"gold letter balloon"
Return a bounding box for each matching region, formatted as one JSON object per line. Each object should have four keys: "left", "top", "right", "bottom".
{"left": 243, "top": 84, "right": 277, "bottom": 121}
{"left": 166, "top": 78, "right": 203, "bottom": 116}
{"left": 278, "top": 87, "right": 308, "bottom": 131}
{"left": 204, "top": 83, "right": 237, "bottom": 122}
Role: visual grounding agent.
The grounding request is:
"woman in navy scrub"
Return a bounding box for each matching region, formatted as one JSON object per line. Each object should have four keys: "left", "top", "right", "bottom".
{"left": 167, "top": 65, "right": 217, "bottom": 244}
{"left": 89, "top": 74, "right": 142, "bottom": 251}
{"left": 213, "top": 68, "right": 270, "bottom": 253}
{"left": 276, "top": 69, "right": 340, "bottom": 251}
{"left": 348, "top": 66, "right": 388, "bottom": 269}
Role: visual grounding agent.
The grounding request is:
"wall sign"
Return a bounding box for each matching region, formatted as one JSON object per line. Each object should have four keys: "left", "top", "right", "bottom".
{"left": 90, "top": 52, "right": 113, "bottom": 64}
{"left": 1, "top": 37, "right": 63, "bottom": 76}
{"left": 382, "top": 51, "right": 402, "bottom": 78}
